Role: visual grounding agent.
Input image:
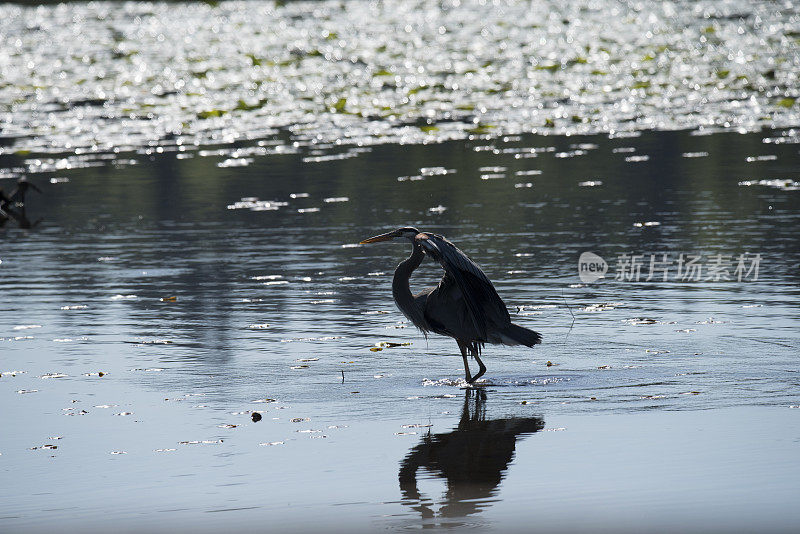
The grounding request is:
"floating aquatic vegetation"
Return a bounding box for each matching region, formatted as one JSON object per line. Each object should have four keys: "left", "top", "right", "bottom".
{"left": 419, "top": 167, "right": 455, "bottom": 176}
{"left": 581, "top": 302, "right": 620, "bottom": 312}
{"left": 227, "top": 198, "right": 287, "bottom": 211}
{"left": 738, "top": 179, "right": 800, "bottom": 191}
{"left": 624, "top": 317, "right": 659, "bottom": 325}
{"left": 217, "top": 157, "right": 253, "bottom": 168}
{"left": 1, "top": 0, "right": 796, "bottom": 158}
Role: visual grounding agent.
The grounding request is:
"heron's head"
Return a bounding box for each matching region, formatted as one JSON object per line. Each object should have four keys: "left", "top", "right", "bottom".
{"left": 359, "top": 227, "right": 421, "bottom": 244}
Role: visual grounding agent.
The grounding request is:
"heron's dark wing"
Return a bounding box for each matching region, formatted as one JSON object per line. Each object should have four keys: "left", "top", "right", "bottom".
{"left": 417, "top": 233, "right": 510, "bottom": 340}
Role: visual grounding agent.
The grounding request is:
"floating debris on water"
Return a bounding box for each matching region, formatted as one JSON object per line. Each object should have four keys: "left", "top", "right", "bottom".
{"left": 696, "top": 317, "right": 725, "bottom": 324}
{"left": 682, "top": 152, "right": 709, "bottom": 158}
{"left": 39, "top": 373, "right": 67, "bottom": 379}
{"left": 625, "top": 155, "right": 650, "bottom": 163}
{"left": 578, "top": 180, "right": 603, "bottom": 187}
{"left": 625, "top": 317, "right": 659, "bottom": 325}
{"left": 247, "top": 323, "right": 270, "bottom": 329}
{"left": 323, "top": 197, "right": 349, "bottom": 203}
{"left": 427, "top": 205, "right": 447, "bottom": 213}
{"left": 297, "top": 208, "right": 320, "bottom": 214}
{"left": 633, "top": 221, "right": 661, "bottom": 227}
{"left": 745, "top": 155, "right": 778, "bottom": 162}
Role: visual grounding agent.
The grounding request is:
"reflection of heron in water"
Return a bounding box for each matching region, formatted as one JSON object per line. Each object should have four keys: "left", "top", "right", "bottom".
{"left": 399, "top": 390, "right": 544, "bottom": 523}
{"left": 360, "top": 228, "right": 541, "bottom": 383}
{"left": 0, "top": 179, "right": 42, "bottom": 229}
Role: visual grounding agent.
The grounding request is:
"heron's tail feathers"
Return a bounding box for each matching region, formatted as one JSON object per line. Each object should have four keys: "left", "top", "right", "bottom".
{"left": 498, "top": 323, "right": 542, "bottom": 347}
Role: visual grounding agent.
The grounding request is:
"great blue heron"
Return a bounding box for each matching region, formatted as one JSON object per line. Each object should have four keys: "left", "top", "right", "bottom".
{"left": 360, "top": 227, "right": 541, "bottom": 383}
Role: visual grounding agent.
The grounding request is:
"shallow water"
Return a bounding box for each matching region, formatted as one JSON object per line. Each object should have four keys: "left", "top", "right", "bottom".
{"left": 2, "top": 0, "right": 800, "bottom": 531}
{"left": 2, "top": 124, "right": 799, "bottom": 531}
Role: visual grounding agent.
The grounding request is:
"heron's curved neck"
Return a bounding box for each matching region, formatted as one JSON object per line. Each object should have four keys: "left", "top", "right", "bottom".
{"left": 392, "top": 241, "right": 425, "bottom": 317}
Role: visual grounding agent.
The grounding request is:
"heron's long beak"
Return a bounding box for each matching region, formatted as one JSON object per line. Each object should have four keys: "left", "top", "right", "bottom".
{"left": 360, "top": 230, "right": 399, "bottom": 244}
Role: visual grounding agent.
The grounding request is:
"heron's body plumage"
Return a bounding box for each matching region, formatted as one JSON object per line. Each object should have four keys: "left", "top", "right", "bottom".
{"left": 366, "top": 228, "right": 541, "bottom": 383}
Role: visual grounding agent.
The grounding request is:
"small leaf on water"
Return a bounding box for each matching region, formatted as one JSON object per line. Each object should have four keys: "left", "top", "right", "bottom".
{"left": 160, "top": 296, "right": 177, "bottom": 302}
{"left": 369, "top": 347, "right": 382, "bottom": 352}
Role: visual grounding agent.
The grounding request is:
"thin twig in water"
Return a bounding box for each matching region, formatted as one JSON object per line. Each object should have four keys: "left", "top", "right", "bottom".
{"left": 341, "top": 370, "right": 345, "bottom": 383}
{"left": 562, "top": 288, "right": 576, "bottom": 343}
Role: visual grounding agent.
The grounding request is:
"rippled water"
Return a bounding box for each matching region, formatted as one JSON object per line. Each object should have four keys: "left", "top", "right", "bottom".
{"left": 2, "top": 0, "right": 800, "bottom": 530}
{"left": 2, "top": 124, "right": 799, "bottom": 531}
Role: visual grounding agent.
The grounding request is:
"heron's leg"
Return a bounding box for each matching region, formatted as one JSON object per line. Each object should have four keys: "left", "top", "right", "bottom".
{"left": 457, "top": 341, "right": 472, "bottom": 383}
{"left": 470, "top": 348, "right": 487, "bottom": 383}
